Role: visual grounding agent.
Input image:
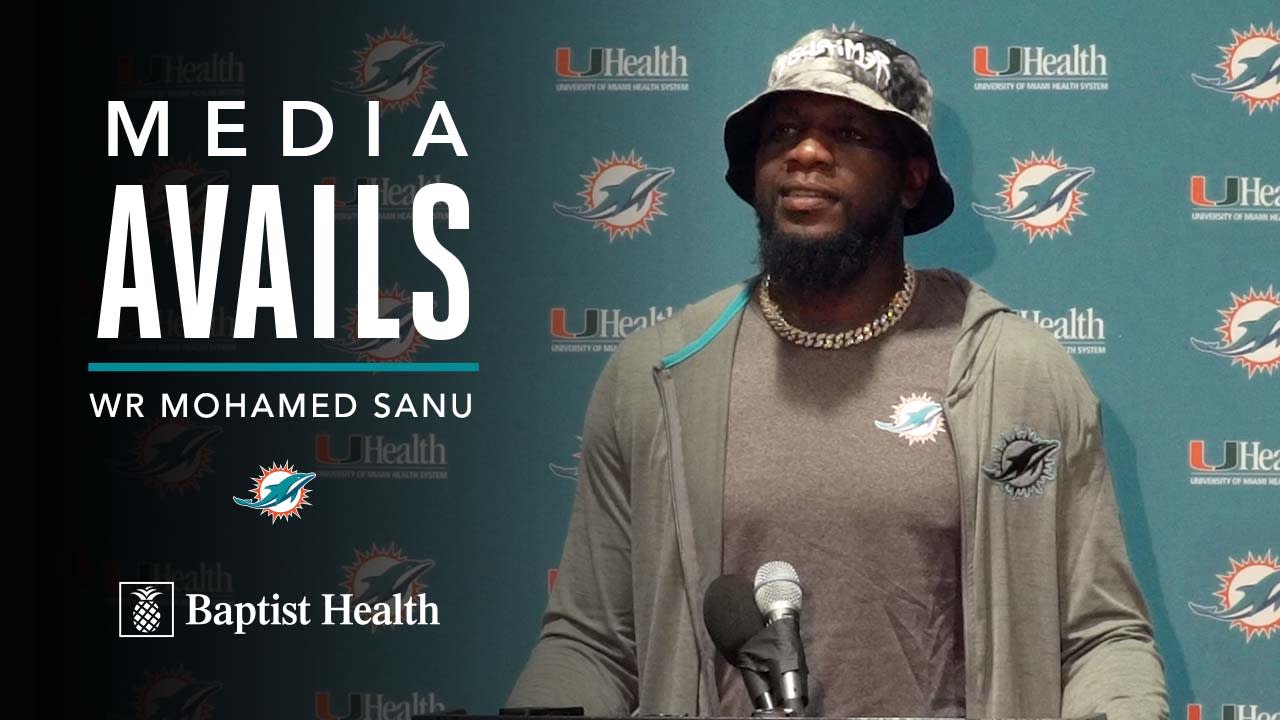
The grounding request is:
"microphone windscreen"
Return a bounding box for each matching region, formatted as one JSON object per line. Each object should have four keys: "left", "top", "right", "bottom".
{"left": 704, "top": 574, "right": 763, "bottom": 657}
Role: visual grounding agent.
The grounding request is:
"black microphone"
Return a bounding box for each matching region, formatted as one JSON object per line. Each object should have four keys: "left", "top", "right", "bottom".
{"left": 704, "top": 575, "right": 776, "bottom": 712}
{"left": 753, "top": 561, "right": 808, "bottom": 717}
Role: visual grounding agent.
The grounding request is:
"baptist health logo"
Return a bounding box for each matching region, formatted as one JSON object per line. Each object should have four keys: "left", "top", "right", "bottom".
{"left": 554, "top": 151, "right": 674, "bottom": 242}
{"left": 1192, "top": 24, "right": 1280, "bottom": 114}
{"left": 120, "top": 582, "right": 176, "bottom": 638}
{"left": 1190, "top": 174, "right": 1280, "bottom": 223}
{"left": 972, "top": 43, "right": 1108, "bottom": 91}
{"left": 332, "top": 27, "right": 443, "bottom": 112}
{"left": 1188, "top": 439, "right": 1280, "bottom": 487}
{"left": 555, "top": 45, "right": 689, "bottom": 92}
{"left": 550, "top": 304, "right": 674, "bottom": 353}
{"left": 1188, "top": 550, "right": 1280, "bottom": 641}
{"left": 1017, "top": 307, "right": 1107, "bottom": 355}
{"left": 1190, "top": 287, "right": 1280, "bottom": 378}
{"left": 972, "top": 151, "right": 1093, "bottom": 242}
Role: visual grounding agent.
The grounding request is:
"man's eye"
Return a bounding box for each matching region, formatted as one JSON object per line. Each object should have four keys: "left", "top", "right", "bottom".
{"left": 766, "top": 125, "right": 798, "bottom": 141}
{"left": 837, "top": 127, "right": 865, "bottom": 142}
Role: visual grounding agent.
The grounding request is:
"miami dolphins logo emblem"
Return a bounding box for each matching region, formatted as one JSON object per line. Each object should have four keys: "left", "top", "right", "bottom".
{"left": 327, "top": 285, "right": 428, "bottom": 362}
{"left": 972, "top": 150, "right": 1093, "bottom": 242}
{"left": 342, "top": 543, "right": 435, "bottom": 631}
{"left": 1188, "top": 550, "right": 1280, "bottom": 642}
{"left": 132, "top": 668, "right": 220, "bottom": 720}
{"left": 549, "top": 436, "right": 582, "bottom": 480}
{"left": 1190, "top": 287, "right": 1280, "bottom": 379}
{"left": 982, "top": 427, "right": 1060, "bottom": 498}
{"left": 142, "top": 160, "right": 228, "bottom": 238}
{"left": 232, "top": 462, "right": 315, "bottom": 523}
{"left": 553, "top": 151, "right": 674, "bottom": 242}
{"left": 117, "top": 419, "right": 221, "bottom": 496}
{"left": 1192, "top": 24, "right": 1280, "bottom": 114}
{"left": 874, "top": 393, "right": 946, "bottom": 445}
{"left": 333, "top": 27, "right": 444, "bottom": 112}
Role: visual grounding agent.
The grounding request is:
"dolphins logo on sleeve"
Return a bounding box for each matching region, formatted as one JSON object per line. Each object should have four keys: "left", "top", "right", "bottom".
{"left": 982, "top": 427, "right": 1061, "bottom": 498}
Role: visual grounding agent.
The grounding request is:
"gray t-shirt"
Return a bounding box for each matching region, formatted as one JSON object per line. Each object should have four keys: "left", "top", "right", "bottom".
{"left": 716, "top": 270, "right": 967, "bottom": 717}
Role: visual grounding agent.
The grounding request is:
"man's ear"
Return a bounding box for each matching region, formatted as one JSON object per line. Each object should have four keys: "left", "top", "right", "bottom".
{"left": 900, "top": 155, "right": 931, "bottom": 210}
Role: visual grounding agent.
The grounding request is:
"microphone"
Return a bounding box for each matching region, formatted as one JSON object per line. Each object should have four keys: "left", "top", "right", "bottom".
{"left": 753, "top": 561, "right": 808, "bottom": 717}
{"left": 704, "top": 575, "right": 776, "bottom": 712}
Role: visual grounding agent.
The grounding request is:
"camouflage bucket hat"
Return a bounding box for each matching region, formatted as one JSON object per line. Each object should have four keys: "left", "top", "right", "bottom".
{"left": 724, "top": 28, "right": 955, "bottom": 235}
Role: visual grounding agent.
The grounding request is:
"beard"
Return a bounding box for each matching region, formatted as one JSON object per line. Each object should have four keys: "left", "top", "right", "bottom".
{"left": 755, "top": 194, "right": 900, "bottom": 299}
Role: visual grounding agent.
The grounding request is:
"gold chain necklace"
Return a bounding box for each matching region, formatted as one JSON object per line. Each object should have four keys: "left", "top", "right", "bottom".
{"left": 757, "top": 265, "right": 916, "bottom": 349}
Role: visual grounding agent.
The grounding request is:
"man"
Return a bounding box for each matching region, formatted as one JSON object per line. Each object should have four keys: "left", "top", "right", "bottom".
{"left": 509, "top": 28, "right": 1168, "bottom": 719}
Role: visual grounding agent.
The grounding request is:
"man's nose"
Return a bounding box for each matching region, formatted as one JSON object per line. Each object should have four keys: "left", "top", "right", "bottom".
{"left": 785, "top": 132, "right": 835, "bottom": 169}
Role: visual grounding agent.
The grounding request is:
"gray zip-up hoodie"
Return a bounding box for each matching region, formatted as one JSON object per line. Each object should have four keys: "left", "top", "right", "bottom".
{"left": 509, "top": 269, "right": 1168, "bottom": 719}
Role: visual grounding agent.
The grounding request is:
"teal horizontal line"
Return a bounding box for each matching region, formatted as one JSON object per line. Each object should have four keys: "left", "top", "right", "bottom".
{"left": 87, "top": 362, "right": 479, "bottom": 373}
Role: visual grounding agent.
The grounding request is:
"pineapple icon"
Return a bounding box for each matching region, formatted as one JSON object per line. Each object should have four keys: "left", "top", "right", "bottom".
{"left": 131, "top": 586, "right": 164, "bottom": 633}
{"left": 120, "top": 581, "right": 174, "bottom": 637}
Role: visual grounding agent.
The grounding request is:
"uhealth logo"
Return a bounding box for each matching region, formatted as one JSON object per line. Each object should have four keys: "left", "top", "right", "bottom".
{"left": 1187, "top": 550, "right": 1280, "bottom": 641}
{"left": 332, "top": 27, "right": 443, "bottom": 112}
{"left": 972, "top": 151, "right": 1093, "bottom": 241}
{"left": 116, "top": 50, "right": 245, "bottom": 98}
{"left": 1190, "top": 287, "right": 1280, "bottom": 379}
{"left": 1192, "top": 24, "right": 1280, "bottom": 114}
{"left": 550, "top": 304, "right": 675, "bottom": 352}
{"left": 132, "top": 668, "right": 220, "bottom": 720}
{"left": 1190, "top": 175, "right": 1280, "bottom": 223}
{"left": 316, "top": 690, "right": 447, "bottom": 720}
{"left": 554, "top": 45, "right": 689, "bottom": 92}
{"left": 972, "top": 43, "right": 1108, "bottom": 91}
{"left": 1188, "top": 440, "right": 1280, "bottom": 487}
{"left": 1017, "top": 307, "right": 1107, "bottom": 355}
{"left": 554, "top": 151, "right": 675, "bottom": 242}
{"left": 316, "top": 432, "right": 449, "bottom": 479}
{"left": 119, "top": 582, "right": 176, "bottom": 638}
{"left": 1188, "top": 704, "right": 1279, "bottom": 720}
{"left": 231, "top": 462, "right": 316, "bottom": 523}
{"left": 323, "top": 173, "right": 448, "bottom": 222}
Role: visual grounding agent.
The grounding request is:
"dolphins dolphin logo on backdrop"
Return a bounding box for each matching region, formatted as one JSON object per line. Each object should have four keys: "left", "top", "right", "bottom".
{"left": 1192, "top": 42, "right": 1280, "bottom": 93}
{"left": 972, "top": 166, "right": 1095, "bottom": 222}
{"left": 333, "top": 42, "right": 444, "bottom": 96}
{"left": 232, "top": 472, "right": 315, "bottom": 509}
{"left": 117, "top": 425, "right": 222, "bottom": 480}
{"left": 554, "top": 167, "right": 675, "bottom": 222}
{"left": 1188, "top": 568, "right": 1280, "bottom": 622}
{"left": 354, "top": 558, "right": 436, "bottom": 605}
{"left": 326, "top": 298, "right": 417, "bottom": 356}
{"left": 148, "top": 680, "right": 222, "bottom": 720}
{"left": 147, "top": 169, "right": 230, "bottom": 223}
{"left": 1191, "top": 306, "right": 1280, "bottom": 357}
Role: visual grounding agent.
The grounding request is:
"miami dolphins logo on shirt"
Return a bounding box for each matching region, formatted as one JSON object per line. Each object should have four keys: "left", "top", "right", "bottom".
{"left": 874, "top": 393, "right": 946, "bottom": 445}
{"left": 983, "top": 427, "right": 1061, "bottom": 498}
